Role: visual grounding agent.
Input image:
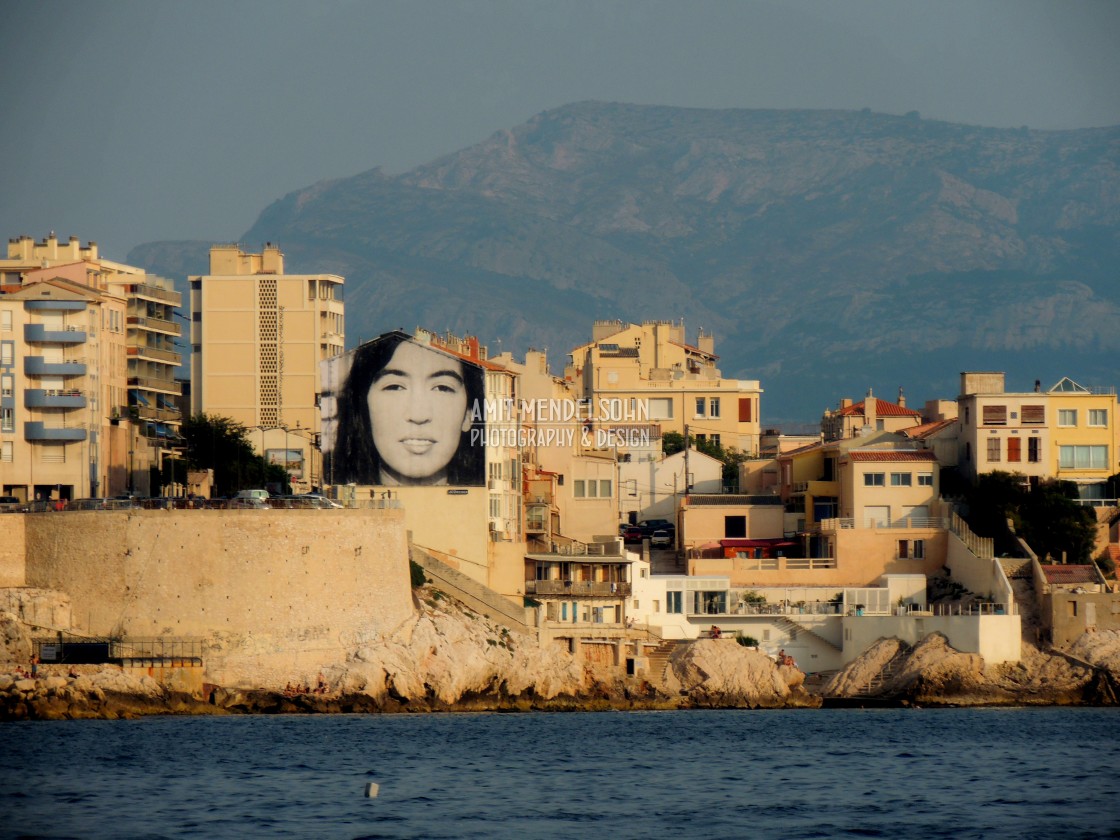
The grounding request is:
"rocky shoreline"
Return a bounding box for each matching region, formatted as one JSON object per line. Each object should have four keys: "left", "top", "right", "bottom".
{"left": 4, "top": 586, "right": 1119, "bottom": 721}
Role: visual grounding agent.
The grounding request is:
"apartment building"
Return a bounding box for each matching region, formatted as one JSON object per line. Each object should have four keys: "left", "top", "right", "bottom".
{"left": 565, "top": 320, "right": 763, "bottom": 455}
{"left": 821, "top": 388, "right": 923, "bottom": 441}
{"left": 0, "top": 234, "right": 182, "bottom": 498}
{"left": 957, "top": 371, "right": 1118, "bottom": 499}
{"left": 190, "top": 243, "right": 344, "bottom": 491}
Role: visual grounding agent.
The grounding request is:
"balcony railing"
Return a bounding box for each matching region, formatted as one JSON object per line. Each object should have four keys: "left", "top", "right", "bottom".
{"left": 24, "top": 422, "right": 87, "bottom": 441}
{"left": 24, "top": 324, "right": 87, "bottom": 344}
{"left": 819, "top": 516, "right": 947, "bottom": 531}
{"left": 129, "top": 345, "right": 181, "bottom": 364}
{"left": 527, "top": 580, "right": 631, "bottom": 597}
{"left": 128, "top": 283, "right": 181, "bottom": 305}
{"left": 24, "top": 357, "right": 86, "bottom": 376}
{"left": 129, "top": 376, "right": 182, "bottom": 395}
{"left": 24, "top": 389, "right": 86, "bottom": 409}
{"left": 127, "top": 315, "right": 181, "bottom": 337}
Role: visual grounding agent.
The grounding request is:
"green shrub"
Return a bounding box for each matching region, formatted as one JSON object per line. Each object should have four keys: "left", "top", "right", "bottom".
{"left": 737, "top": 635, "right": 760, "bottom": 648}
{"left": 409, "top": 560, "right": 427, "bottom": 588}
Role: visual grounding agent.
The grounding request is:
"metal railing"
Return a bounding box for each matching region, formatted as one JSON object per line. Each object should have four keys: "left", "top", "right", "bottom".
{"left": 932, "top": 603, "right": 1010, "bottom": 616}
{"left": 820, "top": 516, "right": 948, "bottom": 530}
{"left": 527, "top": 580, "right": 632, "bottom": 597}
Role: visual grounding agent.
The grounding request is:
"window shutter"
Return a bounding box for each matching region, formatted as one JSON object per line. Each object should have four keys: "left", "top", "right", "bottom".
{"left": 738, "top": 398, "right": 752, "bottom": 422}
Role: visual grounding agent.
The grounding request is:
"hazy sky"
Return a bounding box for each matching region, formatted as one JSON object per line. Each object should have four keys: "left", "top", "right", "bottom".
{"left": 2, "top": 0, "right": 1117, "bottom": 258}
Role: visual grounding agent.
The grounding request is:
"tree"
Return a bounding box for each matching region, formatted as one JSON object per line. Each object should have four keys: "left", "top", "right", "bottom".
{"left": 661, "top": 431, "right": 747, "bottom": 491}
{"left": 661, "top": 431, "right": 686, "bottom": 456}
{"left": 179, "top": 414, "right": 289, "bottom": 497}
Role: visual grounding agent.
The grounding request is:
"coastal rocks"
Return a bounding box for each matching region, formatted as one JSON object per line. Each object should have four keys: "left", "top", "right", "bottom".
{"left": 0, "top": 664, "right": 210, "bottom": 720}
{"left": 667, "top": 639, "right": 821, "bottom": 708}
{"left": 824, "top": 632, "right": 1103, "bottom": 706}
{"left": 342, "top": 586, "right": 589, "bottom": 708}
{"left": 0, "top": 612, "right": 33, "bottom": 663}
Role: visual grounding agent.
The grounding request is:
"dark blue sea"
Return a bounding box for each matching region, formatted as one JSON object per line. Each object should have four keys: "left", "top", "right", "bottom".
{"left": 2, "top": 708, "right": 1119, "bottom": 839}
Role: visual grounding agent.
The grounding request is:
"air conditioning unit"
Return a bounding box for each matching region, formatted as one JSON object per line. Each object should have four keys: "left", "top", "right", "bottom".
{"left": 489, "top": 518, "right": 502, "bottom": 531}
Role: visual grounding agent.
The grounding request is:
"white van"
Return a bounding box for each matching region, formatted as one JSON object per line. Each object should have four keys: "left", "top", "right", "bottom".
{"left": 233, "top": 489, "right": 270, "bottom": 508}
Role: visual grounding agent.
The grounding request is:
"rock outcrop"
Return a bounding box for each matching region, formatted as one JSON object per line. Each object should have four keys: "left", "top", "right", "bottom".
{"left": 666, "top": 639, "right": 819, "bottom": 708}
{"left": 824, "top": 632, "right": 1113, "bottom": 706}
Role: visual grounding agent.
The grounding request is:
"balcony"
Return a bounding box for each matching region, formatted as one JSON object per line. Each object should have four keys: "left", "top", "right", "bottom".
{"left": 24, "top": 357, "right": 86, "bottom": 376}
{"left": 24, "top": 422, "right": 86, "bottom": 442}
{"left": 129, "top": 376, "right": 181, "bottom": 396}
{"left": 128, "top": 283, "right": 181, "bottom": 305}
{"left": 129, "top": 345, "right": 181, "bottom": 365}
{"left": 25, "top": 389, "right": 86, "bottom": 409}
{"left": 24, "top": 324, "right": 87, "bottom": 344}
{"left": 526, "top": 580, "right": 631, "bottom": 597}
{"left": 127, "top": 314, "right": 181, "bottom": 337}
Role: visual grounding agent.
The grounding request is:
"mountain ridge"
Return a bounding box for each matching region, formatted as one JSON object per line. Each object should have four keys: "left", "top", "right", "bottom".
{"left": 128, "top": 102, "right": 1120, "bottom": 422}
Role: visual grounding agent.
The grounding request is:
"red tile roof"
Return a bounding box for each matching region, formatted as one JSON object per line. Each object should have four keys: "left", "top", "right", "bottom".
{"left": 837, "top": 398, "right": 922, "bottom": 418}
{"left": 847, "top": 450, "right": 938, "bottom": 462}
{"left": 901, "top": 418, "right": 957, "bottom": 439}
{"left": 1040, "top": 565, "right": 1097, "bottom": 585}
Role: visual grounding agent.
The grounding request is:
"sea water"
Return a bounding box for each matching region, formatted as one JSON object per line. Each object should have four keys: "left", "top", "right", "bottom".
{"left": 2, "top": 708, "right": 1118, "bottom": 839}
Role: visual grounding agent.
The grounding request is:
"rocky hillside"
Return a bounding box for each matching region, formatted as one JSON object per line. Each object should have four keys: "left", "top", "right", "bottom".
{"left": 128, "top": 102, "right": 1120, "bottom": 420}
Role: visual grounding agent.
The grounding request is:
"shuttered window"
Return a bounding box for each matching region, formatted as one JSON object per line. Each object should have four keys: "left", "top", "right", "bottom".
{"left": 738, "top": 398, "right": 752, "bottom": 422}
{"left": 982, "top": 405, "right": 1007, "bottom": 425}
{"left": 1007, "top": 437, "right": 1021, "bottom": 462}
{"left": 1021, "top": 405, "right": 1045, "bottom": 424}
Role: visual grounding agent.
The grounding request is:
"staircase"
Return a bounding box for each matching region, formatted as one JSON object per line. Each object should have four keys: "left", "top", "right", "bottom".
{"left": 774, "top": 616, "right": 841, "bottom": 651}
{"left": 645, "top": 639, "right": 683, "bottom": 685}
{"left": 999, "top": 558, "right": 1033, "bottom": 580}
{"left": 856, "top": 642, "right": 911, "bottom": 697}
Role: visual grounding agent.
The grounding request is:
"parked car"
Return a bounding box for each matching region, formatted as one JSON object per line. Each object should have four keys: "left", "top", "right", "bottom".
{"left": 639, "top": 519, "right": 675, "bottom": 538}
{"left": 650, "top": 529, "right": 673, "bottom": 548}
{"left": 300, "top": 493, "right": 343, "bottom": 509}
{"left": 620, "top": 525, "right": 643, "bottom": 543}
{"left": 0, "top": 496, "right": 23, "bottom": 512}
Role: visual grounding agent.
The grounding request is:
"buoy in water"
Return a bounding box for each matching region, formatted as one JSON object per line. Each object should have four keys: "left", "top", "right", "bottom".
{"left": 365, "top": 782, "right": 380, "bottom": 798}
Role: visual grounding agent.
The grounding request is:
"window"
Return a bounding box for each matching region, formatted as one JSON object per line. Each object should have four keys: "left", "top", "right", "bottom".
{"left": 574, "top": 479, "right": 585, "bottom": 497}
{"left": 725, "top": 515, "right": 746, "bottom": 538}
{"left": 648, "top": 398, "right": 673, "bottom": 420}
{"left": 599, "top": 480, "right": 612, "bottom": 498}
{"left": 918, "top": 473, "right": 934, "bottom": 486}
{"left": 1007, "top": 437, "right": 1021, "bottom": 462}
{"left": 863, "top": 473, "right": 885, "bottom": 486}
{"left": 1021, "top": 405, "right": 1045, "bottom": 425}
{"left": 1059, "top": 445, "right": 1108, "bottom": 470}
{"left": 695, "top": 397, "right": 706, "bottom": 417}
{"left": 0, "top": 310, "right": 10, "bottom": 331}
{"left": 982, "top": 405, "right": 1007, "bottom": 426}
{"left": 738, "top": 398, "right": 752, "bottom": 423}
{"left": 709, "top": 398, "right": 720, "bottom": 418}
{"left": 710, "top": 434, "right": 720, "bottom": 447}
{"left": 1, "top": 407, "right": 13, "bottom": 432}
{"left": 1028, "top": 437, "right": 1041, "bottom": 463}
{"left": 667, "top": 592, "right": 682, "bottom": 614}
{"left": 890, "top": 473, "right": 912, "bottom": 486}
{"left": 0, "top": 341, "right": 12, "bottom": 366}
{"left": 489, "top": 496, "right": 501, "bottom": 517}
{"left": 1089, "top": 409, "right": 1107, "bottom": 427}
{"left": 1, "top": 440, "right": 10, "bottom": 461}
{"left": 897, "top": 539, "right": 924, "bottom": 559}
{"left": 0, "top": 375, "right": 11, "bottom": 398}
{"left": 987, "top": 437, "right": 1001, "bottom": 462}
{"left": 1058, "top": 409, "right": 1077, "bottom": 427}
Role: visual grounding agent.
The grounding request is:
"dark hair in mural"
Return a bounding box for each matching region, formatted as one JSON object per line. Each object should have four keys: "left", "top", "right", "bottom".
{"left": 330, "top": 333, "right": 485, "bottom": 486}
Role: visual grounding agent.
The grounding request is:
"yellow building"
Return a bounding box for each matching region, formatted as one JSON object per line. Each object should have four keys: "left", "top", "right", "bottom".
{"left": 822, "top": 388, "right": 923, "bottom": 441}
{"left": 190, "top": 243, "right": 344, "bottom": 491}
{"left": 1, "top": 234, "right": 181, "bottom": 498}
{"left": 957, "top": 372, "right": 1118, "bottom": 500}
{"left": 565, "top": 320, "right": 763, "bottom": 455}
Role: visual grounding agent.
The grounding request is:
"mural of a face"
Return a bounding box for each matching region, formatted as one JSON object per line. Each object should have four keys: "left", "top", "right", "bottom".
{"left": 365, "top": 340, "right": 472, "bottom": 484}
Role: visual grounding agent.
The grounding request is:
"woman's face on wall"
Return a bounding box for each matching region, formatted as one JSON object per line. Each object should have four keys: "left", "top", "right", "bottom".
{"left": 366, "top": 340, "right": 471, "bottom": 484}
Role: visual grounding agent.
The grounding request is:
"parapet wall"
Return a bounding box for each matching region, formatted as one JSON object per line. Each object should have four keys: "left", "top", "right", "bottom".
{"left": 20, "top": 509, "right": 414, "bottom": 687}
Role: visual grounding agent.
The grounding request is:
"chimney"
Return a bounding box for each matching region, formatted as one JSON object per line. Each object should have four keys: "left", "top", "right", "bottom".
{"left": 864, "top": 388, "right": 877, "bottom": 429}
{"left": 840, "top": 398, "right": 853, "bottom": 410}
{"left": 898, "top": 386, "right": 906, "bottom": 408}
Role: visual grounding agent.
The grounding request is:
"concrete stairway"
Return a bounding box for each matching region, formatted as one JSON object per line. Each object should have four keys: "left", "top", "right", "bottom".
{"left": 857, "top": 641, "right": 911, "bottom": 697}
{"left": 774, "top": 615, "right": 841, "bottom": 651}
{"left": 645, "top": 639, "right": 684, "bottom": 685}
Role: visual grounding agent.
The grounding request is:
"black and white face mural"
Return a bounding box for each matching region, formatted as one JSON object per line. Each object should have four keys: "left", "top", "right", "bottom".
{"left": 321, "top": 333, "right": 485, "bottom": 486}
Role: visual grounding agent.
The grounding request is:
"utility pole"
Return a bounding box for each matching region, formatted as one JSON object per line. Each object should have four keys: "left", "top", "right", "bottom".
{"left": 683, "top": 423, "right": 690, "bottom": 495}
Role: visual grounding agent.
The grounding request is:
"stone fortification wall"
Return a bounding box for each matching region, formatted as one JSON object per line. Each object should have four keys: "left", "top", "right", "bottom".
{"left": 0, "top": 516, "right": 27, "bottom": 587}
{"left": 21, "top": 509, "right": 414, "bottom": 687}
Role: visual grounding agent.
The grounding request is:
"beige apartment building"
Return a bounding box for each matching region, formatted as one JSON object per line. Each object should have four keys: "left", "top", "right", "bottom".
{"left": 0, "top": 234, "right": 182, "bottom": 499}
{"left": 957, "top": 371, "right": 1119, "bottom": 500}
{"left": 565, "top": 320, "right": 763, "bottom": 455}
{"left": 190, "top": 244, "right": 344, "bottom": 492}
